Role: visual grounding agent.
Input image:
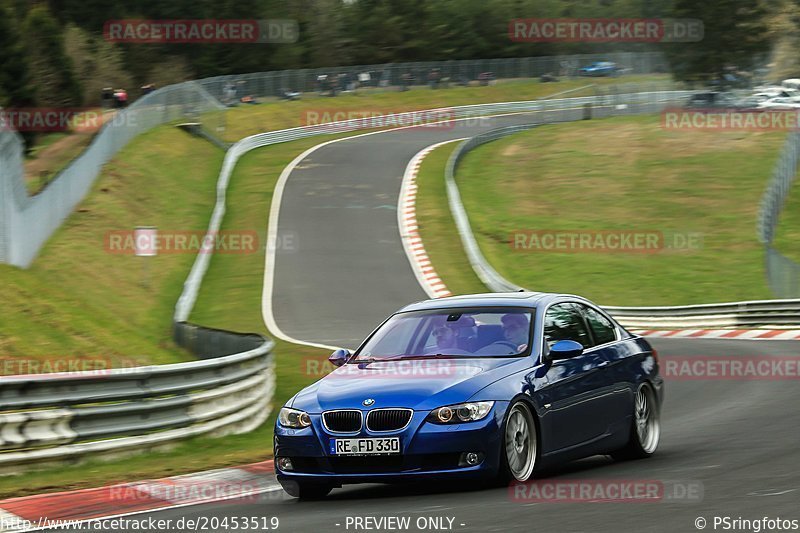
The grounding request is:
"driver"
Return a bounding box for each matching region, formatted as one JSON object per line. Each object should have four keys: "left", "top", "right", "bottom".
{"left": 432, "top": 322, "right": 459, "bottom": 351}
{"left": 476, "top": 313, "right": 530, "bottom": 355}
{"left": 501, "top": 313, "right": 529, "bottom": 348}
{"left": 424, "top": 317, "right": 474, "bottom": 355}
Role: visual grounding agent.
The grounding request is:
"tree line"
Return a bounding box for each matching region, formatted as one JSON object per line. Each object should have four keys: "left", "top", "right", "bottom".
{"left": 0, "top": 0, "right": 791, "bottom": 115}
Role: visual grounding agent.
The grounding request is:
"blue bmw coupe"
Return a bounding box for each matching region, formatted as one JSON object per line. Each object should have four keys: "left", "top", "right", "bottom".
{"left": 275, "top": 292, "right": 663, "bottom": 499}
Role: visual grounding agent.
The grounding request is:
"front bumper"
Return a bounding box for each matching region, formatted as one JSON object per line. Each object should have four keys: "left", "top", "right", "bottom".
{"left": 274, "top": 402, "right": 509, "bottom": 485}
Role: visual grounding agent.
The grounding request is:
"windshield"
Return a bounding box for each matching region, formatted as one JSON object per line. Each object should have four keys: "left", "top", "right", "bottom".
{"left": 353, "top": 308, "right": 534, "bottom": 361}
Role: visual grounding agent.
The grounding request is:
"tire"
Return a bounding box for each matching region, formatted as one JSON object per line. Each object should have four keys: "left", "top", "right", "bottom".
{"left": 612, "top": 383, "right": 661, "bottom": 460}
{"left": 498, "top": 401, "right": 538, "bottom": 483}
{"left": 280, "top": 480, "right": 333, "bottom": 500}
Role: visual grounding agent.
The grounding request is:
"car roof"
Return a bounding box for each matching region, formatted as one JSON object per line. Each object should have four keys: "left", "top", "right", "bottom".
{"left": 398, "top": 291, "right": 568, "bottom": 313}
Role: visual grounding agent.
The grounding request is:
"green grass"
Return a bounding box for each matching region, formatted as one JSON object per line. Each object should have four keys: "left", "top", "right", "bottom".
{"left": 0, "top": 336, "right": 328, "bottom": 500}
{"left": 772, "top": 168, "right": 800, "bottom": 263}
{"left": 26, "top": 133, "right": 69, "bottom": 157}
{"left": 219, "top": 75, "right": 670, "bottom": 141}
{"left": 0, "top": 126, "right": 227, "bottom": 367}
{"left": 0, "top": 78, "right": 684, "bottom": 497}
{"left": 415, "top": 141, "right": 485, "bottom": 296}
{"left": 416, "top": 114, "right": 786, "bottom": 306}
{"left": 188, "top": 135, "right": 367, "bottom": 401}
{"left": 0, "top": 134, "right": 367, "bottom": 499}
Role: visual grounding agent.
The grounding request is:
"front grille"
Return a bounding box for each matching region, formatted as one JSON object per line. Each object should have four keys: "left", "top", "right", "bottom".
{"left": 366, "top": 409, "right": 413, "bottom": 432}
{"left": 286, "top": 454, "right": 463, "bottom": 474}
{"left": 326, "top": 455, "right": 405, "bottom": 474}
{"left": 322, "top": 410, "right": 362, "bottom": 433}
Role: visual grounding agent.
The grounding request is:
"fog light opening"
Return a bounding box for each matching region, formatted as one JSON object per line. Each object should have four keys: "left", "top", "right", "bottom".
{"left": 459, "top": 452, "right": 484, "bottom": 467}
{"left": 277, "top": 457, "right": 294, "bottom": 471}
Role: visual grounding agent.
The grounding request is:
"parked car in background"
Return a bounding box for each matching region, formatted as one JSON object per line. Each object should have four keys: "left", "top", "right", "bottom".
{"left": 757, "top": 97, "right": 800, "bottom": 110}
{"left": 578, "top": 61, "right": 620, "bottom": 77}
{"left": 752, "top": 87, "right": 800, "bottom": 100}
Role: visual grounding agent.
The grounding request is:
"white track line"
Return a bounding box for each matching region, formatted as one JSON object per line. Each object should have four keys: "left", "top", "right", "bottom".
{"left": 261, "top": 112, "right": 548, "bottom": 349}
{"left": 398, "top": 140, "right": 465, "bottom": 299}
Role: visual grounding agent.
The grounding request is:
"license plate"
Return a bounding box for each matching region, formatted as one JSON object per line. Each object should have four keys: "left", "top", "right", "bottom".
{"left": 330, "top": 437, "right": 400, "bottom": 455}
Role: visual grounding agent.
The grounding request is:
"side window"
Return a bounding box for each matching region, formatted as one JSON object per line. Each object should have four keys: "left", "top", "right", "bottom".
{"left": 543, "top": 303, "right": 592, "bottom": 350}
{"left": 580, "top": 305, "right": 617, "bottom": 346}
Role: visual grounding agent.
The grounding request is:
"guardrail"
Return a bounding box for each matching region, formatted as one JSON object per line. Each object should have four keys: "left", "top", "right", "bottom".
{"left": 196, "top": 51, "right": 666, "bottom": 101}
{"left": 0, "top": 82, "right": 225, "bottom": 268}
{"left": 0, "top": 89, "right": 691, "bottom": 472}
{"left": 0, "top": 327, "right": 274, "bottom": 471}
{"left": 174, "top": 89, "right": 697, "bottom": 323}
{"left": 444, "top": 119, "right": 800, "bottom": 329}
{"left": 757, "top": 132, "right": 800, "bottom": 298}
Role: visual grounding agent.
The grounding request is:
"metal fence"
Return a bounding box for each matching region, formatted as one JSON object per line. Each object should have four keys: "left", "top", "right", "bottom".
{"left": 0, "top": 52, "right": 668, "bottom": 269}
{"left": 196, "top": 52, "right": 667, "bottom": 102}
{"left": 173, "top": 89, "right": 697, "bottom": 327}
{"left": 757, "top": 132, "right": 800, "bottom": 298}
{"left": 0, "top": 331, "right": 274, "bottom": 472}
{"left": 0, "top": 82, "right": 224, "bottom": 268}
{"left": 443, "top": 118, "right": 800, "bottom": 328}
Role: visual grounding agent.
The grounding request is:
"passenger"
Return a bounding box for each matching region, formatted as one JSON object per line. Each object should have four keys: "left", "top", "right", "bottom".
{"left": 425, "top": 317, "right": 472, "bottom": 355}
{"left": 476, "top": 313, "right": 530, "bottom": 355}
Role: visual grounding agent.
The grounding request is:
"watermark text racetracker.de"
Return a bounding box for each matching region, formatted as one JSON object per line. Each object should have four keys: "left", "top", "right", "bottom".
{"left": 509, "top": 18, "right": 703, "bottom": 43}
{"left": 664, "top": 356, "right": 800, "bottom": 381}
{"left": 663, "top": 109, "right": 800, "bottom": 131}
{"left": 509, "top": 479, "right": 703, "bottom": 503}
{"left": 303, "top": 357, "right": 483, "bottom": 380}
{"left": 104, "top": 19, "right": 298, "bottom": 43}
{"left": 0, "top": 108, "right": 136, "bottom": 133}
{"left": 509, "top": 230, "right": 703, "bottom": 254}
{"left": 0, "top": 516, "right": 281, "bottom": 531}
{"left": 301, "top": 108, "right": 480, "bottom": 131}
{"left": 0, "top": 356, "right": 140, "bottom": 378}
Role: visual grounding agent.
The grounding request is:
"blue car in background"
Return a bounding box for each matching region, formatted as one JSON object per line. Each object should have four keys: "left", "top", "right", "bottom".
{"left": 578, "top": 61, "right": 621, "bottom": 77}
{"left": 275, "top": 292, "right": 663, "bottom": 499}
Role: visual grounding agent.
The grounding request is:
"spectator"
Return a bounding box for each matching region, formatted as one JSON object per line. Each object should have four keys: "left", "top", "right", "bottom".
{"left": 428, "top": 68, "right": 441, "bottom": 89}
{"left": 329, "top": 75, "right": 339, "bottom": 97}
{"left": 101, "top": 87, "right": 113, "bottom": 109}
{"left": 317, "top": 74, "right": 328, "bottom": 95}
{"left": 358, "top": 71, "right": 371, "bottom": 90}
{"left": 400, "top": 71, "right": 412, "bottom": 91}
{"left": 223, "top": 82, "right": 237, "bottom": 105}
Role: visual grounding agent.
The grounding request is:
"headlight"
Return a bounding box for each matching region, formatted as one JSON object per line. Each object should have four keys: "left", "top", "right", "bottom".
{"left": 279, "top": 407, "right": 312, "bottom": 428}
{"left": 426, "top": 401, "right": 494, "bottom": 424}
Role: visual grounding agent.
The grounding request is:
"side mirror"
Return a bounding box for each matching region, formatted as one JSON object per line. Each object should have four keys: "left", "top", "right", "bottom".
{"left": 548, "top": 340, "right": 584, "bottom": 360}
{"left": 328, "top": 349, "right": 352, "bottom": 367}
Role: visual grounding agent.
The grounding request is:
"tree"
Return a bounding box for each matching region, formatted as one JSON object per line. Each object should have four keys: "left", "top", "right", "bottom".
{"left": 0, "top": 2, "right": 36, "bottom": 150}
{"left": 22, "top": 5, "right": 83, "bottom": 107}
{"left": 664, "top": 0, "right": 770, "bottom": 83}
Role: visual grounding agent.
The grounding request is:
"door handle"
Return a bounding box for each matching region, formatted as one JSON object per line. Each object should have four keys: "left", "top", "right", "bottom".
{"left": 597, "top": 361, "right": 609, "bottom": 367}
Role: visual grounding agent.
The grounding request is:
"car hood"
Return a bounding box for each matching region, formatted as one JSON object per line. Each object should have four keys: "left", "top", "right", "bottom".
{"left": 291, "top": 357, "right": 528, "bottom": 412}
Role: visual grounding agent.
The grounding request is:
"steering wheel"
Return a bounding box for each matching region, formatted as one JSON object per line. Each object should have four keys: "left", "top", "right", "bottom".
{"left": 494, "top": 340, "right": 520, "bottom": 352}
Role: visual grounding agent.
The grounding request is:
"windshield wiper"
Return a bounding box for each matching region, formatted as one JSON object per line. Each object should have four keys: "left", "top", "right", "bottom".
{"left": 389, "top": 354, "right": 469, "bottom": 360}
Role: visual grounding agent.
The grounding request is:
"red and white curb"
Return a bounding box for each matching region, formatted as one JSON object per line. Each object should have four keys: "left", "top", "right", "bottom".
{"left": 399, "top": 139, "right": 466, "bottom": 299}
{"left": 632, "top": 329, "right": 800, "bottom": 340}
{"left": 0, "top": 460, "right": 276, "bottom": 531}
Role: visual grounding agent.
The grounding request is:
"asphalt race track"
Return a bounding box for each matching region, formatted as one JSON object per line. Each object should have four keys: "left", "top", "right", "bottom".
{"left": 50, "top": 118, "right": 800, "bottom": 532}
{"left": 51, "top": 338, "right": 800, "bottom": 533}
{"left": 268, "top": 113, "right": 546, "bottom": 348}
